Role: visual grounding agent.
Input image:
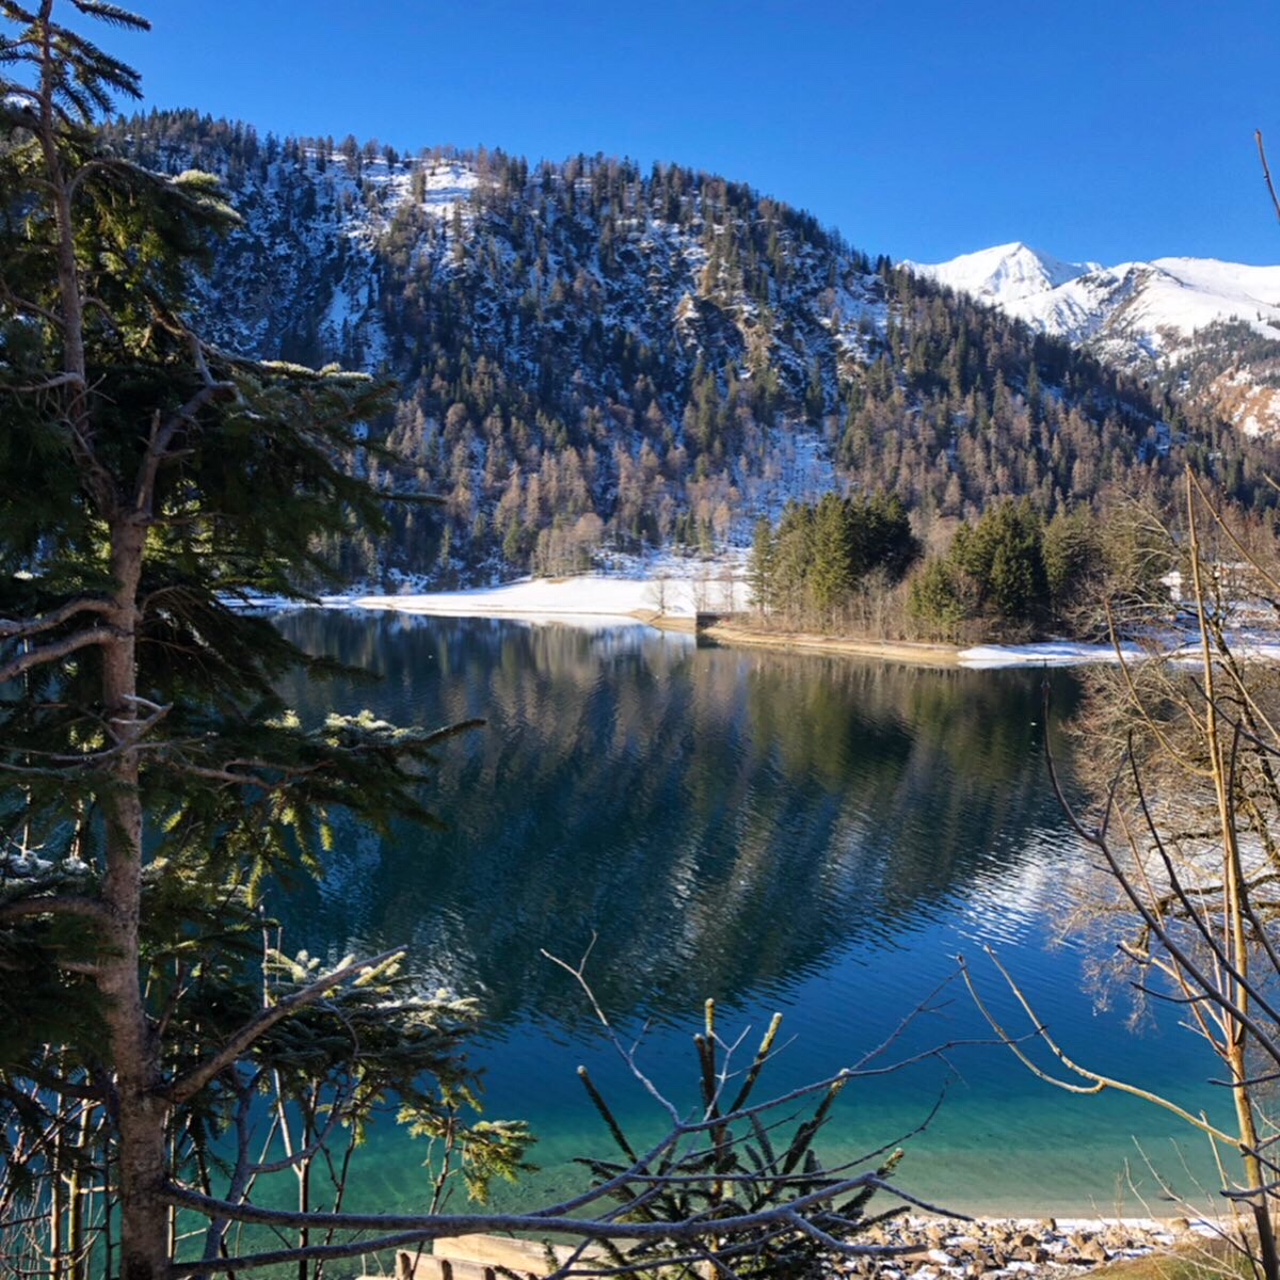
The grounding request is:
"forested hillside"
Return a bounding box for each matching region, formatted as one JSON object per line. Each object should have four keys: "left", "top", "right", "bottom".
{"left": 116, "top": 111, "right": 1280, "bottom": 588}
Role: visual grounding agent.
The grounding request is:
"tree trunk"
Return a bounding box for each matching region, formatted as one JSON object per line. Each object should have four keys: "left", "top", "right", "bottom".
{"left": 1190, "top": 482, "right": 1279, "bottom": 1280}
{"left": 99, "top": 516, "right": 171, "bottom": 1280}
{"left": 1232, "top": 1070, "right": 1279, "bottom": 1280}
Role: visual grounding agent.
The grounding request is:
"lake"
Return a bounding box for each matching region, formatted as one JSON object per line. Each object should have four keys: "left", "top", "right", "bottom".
{"left": 271, "top": 610, "right": 1232, "bottom": 1220}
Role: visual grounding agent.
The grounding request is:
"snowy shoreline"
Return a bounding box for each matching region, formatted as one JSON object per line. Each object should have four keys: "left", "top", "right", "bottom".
{"left": 341, "top": 575, "right": 1136, "bottom": 670}
{"left": 255, "top": 571, "right": 1280, "bottom": 670}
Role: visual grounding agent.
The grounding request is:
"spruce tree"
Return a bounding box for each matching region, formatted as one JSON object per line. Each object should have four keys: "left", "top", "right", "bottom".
{"left": 747, "top": 515, "right": 777, "bottom": 614}
{"left": 0, "top": 5, "right": 515, "bottom": 1276}
{"left": 810, "top": 492, "right": 854, "bottom": 625}
{"left": 947, "top": 499, "right": 1050, "bottom": 634}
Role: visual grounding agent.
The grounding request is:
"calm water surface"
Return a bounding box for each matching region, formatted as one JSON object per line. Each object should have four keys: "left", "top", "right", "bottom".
{"left": 272, "top": 611, "right": 1231, "bottom": 1218}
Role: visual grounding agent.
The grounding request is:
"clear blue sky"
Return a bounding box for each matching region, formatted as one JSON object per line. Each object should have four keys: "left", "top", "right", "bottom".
{"left": 116, "top": 0, "right": 1280, "bottom": 267}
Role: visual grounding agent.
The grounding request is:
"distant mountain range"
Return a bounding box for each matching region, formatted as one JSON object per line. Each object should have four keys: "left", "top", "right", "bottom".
{"left": 112, "top": 114, "right": 1280, "bottom": 585}
{"left": 910, "top": 243, "right": 1280, "bottom": 438}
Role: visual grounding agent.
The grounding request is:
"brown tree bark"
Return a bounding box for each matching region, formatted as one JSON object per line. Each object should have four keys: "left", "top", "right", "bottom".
{"left": 98, "top": 519, "right": 171, "bottom": 1279}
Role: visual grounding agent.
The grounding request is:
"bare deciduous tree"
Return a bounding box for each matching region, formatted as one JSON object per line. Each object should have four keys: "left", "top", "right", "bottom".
{"left": 966, "top": 470, "right": 1280, "bottom": 1280}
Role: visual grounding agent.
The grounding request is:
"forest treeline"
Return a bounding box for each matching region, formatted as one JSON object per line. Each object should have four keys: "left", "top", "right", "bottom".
{"left": 109, "top": 110, "right": 1280, "bottom": 608}
{"left": 746, "top": 490, "right": 1181, "bottom": 642}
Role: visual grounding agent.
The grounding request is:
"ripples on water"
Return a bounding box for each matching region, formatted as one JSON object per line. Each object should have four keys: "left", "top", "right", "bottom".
{"left": 272, "top": 611, "right": 1229, "bottom": 1217}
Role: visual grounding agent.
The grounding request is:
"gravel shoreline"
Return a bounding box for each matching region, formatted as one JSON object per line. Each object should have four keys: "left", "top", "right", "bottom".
{"left": 835, "top": 1215, "right": 1210, "bottom": 1277}
{"left": 695, "top": 619, "right": 964, "bottom": 667}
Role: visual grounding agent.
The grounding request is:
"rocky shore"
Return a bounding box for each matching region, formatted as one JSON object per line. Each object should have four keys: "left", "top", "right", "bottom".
{"left": 838, "top": 1215, "right": 1205, "bottom": 1278}
{"left": 384, "top": 1217, "right": 1212, "bottom": 1280}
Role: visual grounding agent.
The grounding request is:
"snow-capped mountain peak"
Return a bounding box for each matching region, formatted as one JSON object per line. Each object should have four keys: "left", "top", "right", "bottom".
{"left": 906, "top": 242, "right": 1099, "bottom": 305}
{"left": 912, "top": 244, "right": 1280, "bottom": 354}
{"left": 912, "top": 243, "right": 1280, "bottom": 437}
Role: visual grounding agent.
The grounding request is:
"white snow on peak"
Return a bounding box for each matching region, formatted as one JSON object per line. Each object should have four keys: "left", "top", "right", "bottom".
{"left": 910, "top": 245, "right": 1280, "bottom": 358}
{"left": 1145, "top": 256, "right": 1280, "bottom": 332}
{"left": 912, "top": 243, "right": 1280, "bottom": 435}
{"left": 906, "top": 242, "right": 1099, "bottom": 305}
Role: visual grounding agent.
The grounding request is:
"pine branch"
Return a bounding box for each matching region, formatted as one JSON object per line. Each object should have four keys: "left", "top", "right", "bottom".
{"left": 134, "top": 372, "right": 237, "bottom": 518}
{"left": 0, "top": 894, "right": 110, "bottom": 926}
{"left": 165, "top": 948, "right": 408, "bottom": 1105}
{"left": 69, "top": 1, "right": 149, "bottom": 31}
{"left": 1, "top": 371, "right": 87, "bottom": 394}
{"left": 0, "top": 281, "right": 66, "bottom": 329}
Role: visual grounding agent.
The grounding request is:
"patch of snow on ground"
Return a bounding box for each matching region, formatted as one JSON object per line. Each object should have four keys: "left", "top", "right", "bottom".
{"left": 961, "top": 634, "right": 1280, "bottom": 669}
{"left": 958, "top": 642, "right": 1144, "bottom": 668}
{"left": 356, "top": 572, "right": 743, "bottom": 621}
{"left": 271, "top": 567, "right": 1280, "bottom": 671}
{"left": 418, "top": 161, "right": 480, "bottom": 218}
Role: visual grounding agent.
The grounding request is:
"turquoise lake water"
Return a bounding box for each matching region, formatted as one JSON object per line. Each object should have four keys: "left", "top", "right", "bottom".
{"left": 271, "top": 610, "right": 1235, "bottom": 1220}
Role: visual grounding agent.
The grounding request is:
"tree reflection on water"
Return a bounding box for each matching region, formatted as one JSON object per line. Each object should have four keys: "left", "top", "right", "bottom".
{"left": 271, "top": 611, "right": 1082, "bottom": 1029}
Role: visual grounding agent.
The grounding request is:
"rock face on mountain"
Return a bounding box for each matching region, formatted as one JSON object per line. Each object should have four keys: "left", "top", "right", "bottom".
{"left": 116, "top": 114, "right": 1277, "bottom": 586}
{"left": 911, "top": 243, "right": 1280, "bottom": 439}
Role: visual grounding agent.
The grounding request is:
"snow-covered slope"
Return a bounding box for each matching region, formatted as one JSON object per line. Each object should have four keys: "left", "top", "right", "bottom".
{"left": 911, "top": 245, "right": 1280, "bottom": 435}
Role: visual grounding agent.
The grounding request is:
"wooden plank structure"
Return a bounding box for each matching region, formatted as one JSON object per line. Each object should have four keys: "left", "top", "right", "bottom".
{"left": 388, "top": 1233, "right": 607, "bottom": 1280}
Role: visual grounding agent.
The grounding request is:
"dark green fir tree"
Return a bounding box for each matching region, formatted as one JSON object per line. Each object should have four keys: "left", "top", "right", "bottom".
{"left": 0, "top": 5, "right": 522, "bottom": 1276}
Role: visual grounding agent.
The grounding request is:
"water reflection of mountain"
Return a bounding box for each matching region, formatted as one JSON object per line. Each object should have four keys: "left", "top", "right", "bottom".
{"left": 271, "top": 611, "right": 1082, "bottom": 1030}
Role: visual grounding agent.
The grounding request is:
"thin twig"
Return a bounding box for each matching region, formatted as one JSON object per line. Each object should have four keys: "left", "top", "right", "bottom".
{"left": 1257, "top": 131, "right": 1280, "bottom": 224}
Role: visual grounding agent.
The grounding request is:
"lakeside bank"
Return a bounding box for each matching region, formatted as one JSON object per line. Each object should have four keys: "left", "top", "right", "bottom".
{"left": 350, "top": 574, "right": 1133, "bottom": 669}
{"left": 695, "top": 616, "right": 963, "bottom": 667}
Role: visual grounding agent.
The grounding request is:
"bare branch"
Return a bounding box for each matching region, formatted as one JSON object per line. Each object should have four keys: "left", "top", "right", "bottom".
{"left": 543, "top": 942, "right": 683, "bottom": 1128}
{"left": 960, "top": 950, "right": 1239, "bottom": 1146}
{"left": 164, "top": 1172, "right": 905, "bottom": 1264}
{"left": 1258, "top": 130, "right": 1280, "bottom": 225}
{"left": 0, "top": 625, "right": 117, "bottom": 684}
